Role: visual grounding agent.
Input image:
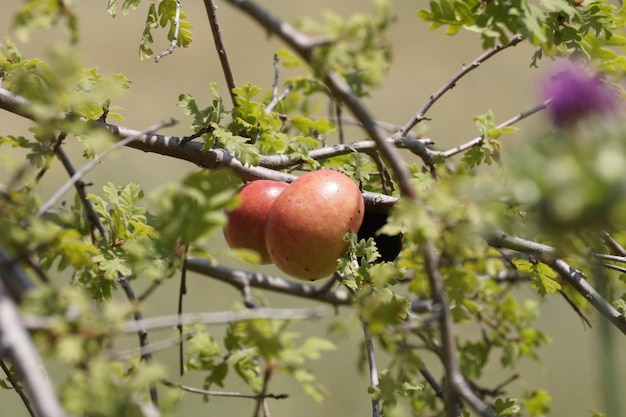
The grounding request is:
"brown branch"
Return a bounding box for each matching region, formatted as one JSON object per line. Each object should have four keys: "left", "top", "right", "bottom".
{"left": 488, "top": 231, "right": 626, "bottom": 336}
{"left": 22, "top": 307, "right": 325, "bottom": 334}
{"left": 0, "top": 87, "right": 398, "bottom": 213}
{"left": 55, "top": 145, "right": 108, "bottom": 238}
{"left": 162, "top": 379, "right": 288, "bottom": 400}
{"left": 203, "top": 0, "right": 238, "bottom": 106}
{"left": 393, "top": 34, "right": 524, "bottom": 140}
{"left": 37, "top": 118, "right": 178, "bottom": 215}
{"left": 253, "top": 363, "right": 274, "bottom": 417}
{"left": 224, "top": 0, "right": 329, "bottom": 60}
{"left": 154, "top": 0, "right": 181, "bottom": 62}
{"left": 0, "top": 358, "right": 36, "bottom": 417}
{"left": 423, "top": 240, "right": 496, "bottom": 417}
{"left": 440, "top": 100, "right": 549, "bottom": 159}
{"left": 362, "top": 321, "right": 381, "bottom": 417}
{"left": 0, "top": 248, "right": 35, "bottom": 303}
{"left": 119, "top": 276, "right": 158, "bottom": 406}
{"left": 185, "top": 257, "right": 352, "bottom": 306}
{"left": 258, "top": 137, "right": 434, "bottom": 170}
{"left": 0, "top": 278, "right": 67, "bottom": 417}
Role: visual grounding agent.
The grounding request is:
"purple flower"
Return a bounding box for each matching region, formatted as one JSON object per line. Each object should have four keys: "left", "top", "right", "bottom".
{"left": 541, "top": 60, "right": 618, "bottom": 127}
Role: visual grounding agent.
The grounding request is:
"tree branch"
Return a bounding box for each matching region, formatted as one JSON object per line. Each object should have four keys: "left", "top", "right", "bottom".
{"left": 362, "top": 322, "right": 381, "bottom": 417}
{"left": 423, "top": 240, "right": 496, "bottom": 417}
{"left": 0, "top": 358, "right": 36, "bottom": 417}
{"left": 37, "top": 118, "right": 178, "bottom": 216}
{"left": 258, "top": 137, "right": 434, "bottom": 170}
{"left": 203, "top": 0, "right": 238, "bottom": 106}
{"left": 0, "top": 248, "right": 35, "bottom": 303}
{"left": 393, "top": 35, "right": 524, "bottom": 140}
{"left": 162, "top": 379, "right": 288, "bottom": 400}
{"left": 22, "top": 306, "right": 324, "bottom": 334}
{"left": 0, "top": 87, "right": 398, "bottom": 213}
{"left": 119, "top": 276, "right": 158, "bottom": 406}
{"left": 488, "top": 231, "right": 626, "bottom": 336}
{"left": 154, "top": 0, "right": 181, "bottom": 62}
{"left": 0, "top": 279, "right": 67, "bottom": 417}
{"left": 185, "top": 257, "right": 352, "bottom": 306}
{"left": 440, "top": 100, "right": 549, "bottom": 159}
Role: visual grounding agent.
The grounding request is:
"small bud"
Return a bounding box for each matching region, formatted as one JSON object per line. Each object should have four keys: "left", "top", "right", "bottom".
{"left": 541, "top": 60, "right": 618, "bottom": 127}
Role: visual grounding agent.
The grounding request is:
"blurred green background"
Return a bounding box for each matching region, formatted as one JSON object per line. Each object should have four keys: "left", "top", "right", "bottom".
{"left": 1, "top": 1, "right": 624, "bottom": 416}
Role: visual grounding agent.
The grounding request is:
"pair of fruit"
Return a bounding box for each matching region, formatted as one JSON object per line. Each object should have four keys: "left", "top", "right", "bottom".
{"left": 223, "top": 170, "right": 365, "bottom": 281}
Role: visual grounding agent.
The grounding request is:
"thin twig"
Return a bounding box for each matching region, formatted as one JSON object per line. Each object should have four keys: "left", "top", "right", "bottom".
{"left": 265, "top": 54, "right": 281, "bottom": 113}
{"left": 559, "top": 290, "right": 592, "bottom": 329}
{"left": 253, "top": 363, "right": 274, "bottom": 417}
{"left": 109, "top": 333, "right": 193, "bottom": 360}
{"left": 602, "top": 263, "right": 626, "bottom": 274}
{"left": 393, "top": 34, "right": 524, "bottom": 140}
{"left": 602, "top": 231, "right": 626, "bottom": 257}
{"left": 440, "top": 100, "right": 550, "bottom": 159}
{"left": 335, "top": 101, "right": 344, "bottom": 144}
{"left": 137, "top": 279, "right": 164, "bottom": 303}
{"left": 34, "top": 133, "right": 66, "bottom": 183}
{"left": 362, "top": 322, "right": 381, "bottom": 417}
{"left": 22, "top": 307, "right": 325, "bottom": 333}
{"left": 596, "top": 253, "right": 626, "bottom": 264}
{"left": 162, "top": 379, "right": 288, "bottom": 400}
{"left": 37, "top": 118, "right": 177, "bottom": 216}
{"left": 204, "top": 0, "right": 238, "bottom": 106}
{"left": 0, "top": 280, "right": 67, "bottom": 417}
{"left": 119, "top": 276, "right": 158, "bottom": 406}
{"left": 154, "top": 0, "right": 181, "bottom": 62}
{"left": 55, "top": 145, "right": 108, "bottom": 238}
{"left": 419, "top": 363, "right": 448, "bottom": 404}
{"left": 0, "top": 358, "right": 36, "bottom": 417}
{"left": 177, "top": 245, "right": 188, "bottom": 376}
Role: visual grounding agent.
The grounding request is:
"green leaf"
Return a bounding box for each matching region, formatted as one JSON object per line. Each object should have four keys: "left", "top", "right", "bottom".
{"left": 514, "top": 259, "right": 561, "bottom": 296}
{"left": 494, "top": 397, "right": 521, "bottom": 417}
{"left": 151, "top": 169, "right": 239, "bottom": 248}
{"left": 524, "top": 389, "right": 552, "bottom": 417}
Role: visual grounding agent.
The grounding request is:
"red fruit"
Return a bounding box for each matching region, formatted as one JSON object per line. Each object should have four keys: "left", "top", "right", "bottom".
{"left": 223, "top": 180, "right": 289, "bottom": 264}
{"left": 265, "top": 170, "right": 365, "bottom": 281}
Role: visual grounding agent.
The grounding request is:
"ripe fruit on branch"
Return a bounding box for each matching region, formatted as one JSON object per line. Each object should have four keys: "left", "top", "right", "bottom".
{"left": 265, "top": 170, "right": 365, "bottom": 281}
{"left": 223, "top": 180, "right": 289, "bottom": 264}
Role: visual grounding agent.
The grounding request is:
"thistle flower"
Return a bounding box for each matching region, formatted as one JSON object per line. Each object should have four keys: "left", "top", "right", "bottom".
{"left": 541, "top": 60, "right": 618, "bottom": 127}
